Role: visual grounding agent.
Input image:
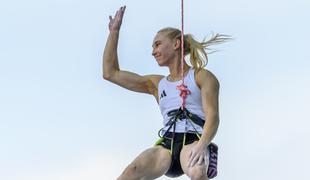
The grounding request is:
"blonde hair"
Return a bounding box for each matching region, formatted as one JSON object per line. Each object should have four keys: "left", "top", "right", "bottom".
{"left": 157, "top": 27, "right": 231, "bottom": 71}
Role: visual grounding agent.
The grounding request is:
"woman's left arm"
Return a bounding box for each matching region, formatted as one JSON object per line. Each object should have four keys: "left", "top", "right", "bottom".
{"left": 197, "top": 69, "right": 220, "bottom": 145}
{"left": 187, "top": 69, "right": 220, "bottom": 167}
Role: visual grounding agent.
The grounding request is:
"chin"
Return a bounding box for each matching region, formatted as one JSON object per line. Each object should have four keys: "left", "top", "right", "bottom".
{"left": 156, "top": 58, "right": 168, "bottom": 67}
{"left": 156, "top": 61, "right": 166, "bottom": 67}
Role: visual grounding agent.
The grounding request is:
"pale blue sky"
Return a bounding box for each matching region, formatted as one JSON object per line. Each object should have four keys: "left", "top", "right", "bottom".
{"left": 0, "top": 0, "right": 309, "bottom": 180}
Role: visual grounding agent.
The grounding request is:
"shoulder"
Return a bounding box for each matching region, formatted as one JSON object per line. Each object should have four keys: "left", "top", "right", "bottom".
{"left": 194, "top": 68, "right": 220, "bottom": 90}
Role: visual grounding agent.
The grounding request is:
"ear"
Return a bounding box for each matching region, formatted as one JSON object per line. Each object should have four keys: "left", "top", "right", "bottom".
{"left": 173, "top": 39, "right": 181, "bottom": 50}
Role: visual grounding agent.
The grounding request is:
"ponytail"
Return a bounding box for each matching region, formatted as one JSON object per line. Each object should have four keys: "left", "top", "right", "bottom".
{"left": 158, "top": 27, "right": 231, "bottom": 71}
{"left": 184, "top": 33, "right": 231, "bottom": 71}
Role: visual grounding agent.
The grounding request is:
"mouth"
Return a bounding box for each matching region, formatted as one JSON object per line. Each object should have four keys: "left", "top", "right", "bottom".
{"left": 154, "top": 55, "right": 161, "bottom": 60}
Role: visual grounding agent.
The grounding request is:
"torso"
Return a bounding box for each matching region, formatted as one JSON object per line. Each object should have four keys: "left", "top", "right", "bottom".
{"left": 157, "top": 68, "right": 205, "bottom": 133}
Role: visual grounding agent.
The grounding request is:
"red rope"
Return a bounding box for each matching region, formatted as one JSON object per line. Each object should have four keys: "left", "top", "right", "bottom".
{"left": 177, "top": 0, "right": 191, "bottom": 110}
{"left": 180, "top": 0, "right": 184, "bottom": 84}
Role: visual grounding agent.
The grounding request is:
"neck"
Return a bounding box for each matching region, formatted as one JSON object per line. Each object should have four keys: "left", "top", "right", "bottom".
{"left": 167, "top": 56, "right": 190, "bottom": 81}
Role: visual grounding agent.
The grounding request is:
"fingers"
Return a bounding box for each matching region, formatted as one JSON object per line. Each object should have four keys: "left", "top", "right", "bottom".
{"left": 118, "top": 6, "right": 126, "bottom": 18}
{"left": 120, "top": 5, "right": 126, "bottom": 13}
{"left": 189, "top": 154, "right": 208, "bottom": 167}
{"left": 113, "top": 9, "right": 119, "bottom": 18}
{"left": 197, "top": 155, "right": 204, "bottom": 165}
{"left": 108, "top": 6, "right": 126, "bottom": 31}
{"left": 188, "top": 151, "right": 209, "bottom": 167}
{"left": 204, "top": 154, "right": 209, "bottom": 165}
{"left": 187, "top": 151, "right": 194, "bottom": 167}
{"left": 116, "top": 6, "right": 126, "bottom": 17}
{"left": 189, "top": 154, "right": 199, "bottom": 167}
{"left": 111, "top": 6, "right": 125, "bottom": 21}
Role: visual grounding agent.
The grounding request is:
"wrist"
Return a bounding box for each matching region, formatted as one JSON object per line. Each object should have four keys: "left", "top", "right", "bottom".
{"left": 198, "top": 139, "right": 208, "bottom": 146}
{"left": 110, "top": 30, "right": 120, "bottom": 34}
{"left": 199, "top": 135, "right": 210, "bottom": 145}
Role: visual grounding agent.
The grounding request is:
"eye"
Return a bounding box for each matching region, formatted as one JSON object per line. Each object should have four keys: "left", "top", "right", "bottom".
{"left": 152, "top": 41, "right": 162, "bottom": 48}
{"left": 155, "top": 42, "right": 161, "bottom": 47}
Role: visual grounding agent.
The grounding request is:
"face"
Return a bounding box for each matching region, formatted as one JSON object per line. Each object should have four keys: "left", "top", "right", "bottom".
{"left": 152, "top": 32, "right": 179, "bottom": 66}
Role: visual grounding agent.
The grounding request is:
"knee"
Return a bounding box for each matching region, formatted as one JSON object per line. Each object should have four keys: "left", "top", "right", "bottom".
{"left": 118, "top": 163, "right": 142, "bottom": 179}
{"left": 188, "top": 167, "right": 208, "bottom": 180}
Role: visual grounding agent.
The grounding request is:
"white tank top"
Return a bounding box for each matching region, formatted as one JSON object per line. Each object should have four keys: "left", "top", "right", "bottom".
{"left": 158, "top": 68, "right": 205, "bottom": 133}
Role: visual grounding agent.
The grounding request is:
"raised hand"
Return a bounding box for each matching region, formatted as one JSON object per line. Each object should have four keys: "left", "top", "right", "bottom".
{"left": 109, "top": 6, "right": 126, "bottom": 32}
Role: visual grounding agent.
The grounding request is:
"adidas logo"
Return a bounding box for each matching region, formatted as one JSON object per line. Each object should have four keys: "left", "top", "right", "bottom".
{"left": 160, "top": 90, "right": 167, "bottom": 99}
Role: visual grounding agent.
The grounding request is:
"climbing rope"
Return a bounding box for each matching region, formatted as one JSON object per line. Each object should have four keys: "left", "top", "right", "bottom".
{"left": 177, "top": 0, "right": 191, "bottom": 110}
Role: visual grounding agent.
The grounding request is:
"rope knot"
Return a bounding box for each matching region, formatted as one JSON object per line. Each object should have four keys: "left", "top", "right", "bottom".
{"left": 177, "top": 83, "right": 191, "bottom": 109}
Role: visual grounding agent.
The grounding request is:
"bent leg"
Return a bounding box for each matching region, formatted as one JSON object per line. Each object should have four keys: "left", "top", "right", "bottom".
{"left": 180, "top": 141, "right": 209, "bottom": 180}
{"left": 117, "top": 146, "right": 171, "bottom": 180}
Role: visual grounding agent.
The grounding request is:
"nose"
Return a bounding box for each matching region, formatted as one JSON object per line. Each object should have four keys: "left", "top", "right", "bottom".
{"left": 152, "top": 48, "right": 156, "bottom": 57}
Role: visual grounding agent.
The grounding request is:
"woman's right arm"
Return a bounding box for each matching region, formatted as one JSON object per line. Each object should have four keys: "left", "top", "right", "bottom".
{"left": 102, "top": 6, "right": 162, "bottom": 96}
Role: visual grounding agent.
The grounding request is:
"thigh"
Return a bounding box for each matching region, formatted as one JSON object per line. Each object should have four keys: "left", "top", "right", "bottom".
{"left": 179, "top": 141, "right": 209, "bottom": 178}
{"left": 123, "top": 145, "right": 172, "bottom": 179}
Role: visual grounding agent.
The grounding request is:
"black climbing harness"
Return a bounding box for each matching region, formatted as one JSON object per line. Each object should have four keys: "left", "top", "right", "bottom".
{"left": 158, "top": 107, "right": 205, "bottom": 141}
{"left": 156, "top": 107, "right": 218, "bottom": 179}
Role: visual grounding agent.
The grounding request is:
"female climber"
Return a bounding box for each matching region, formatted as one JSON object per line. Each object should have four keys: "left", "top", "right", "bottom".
{"left": 103, "top": 6, "right": 229, "bottom": 180}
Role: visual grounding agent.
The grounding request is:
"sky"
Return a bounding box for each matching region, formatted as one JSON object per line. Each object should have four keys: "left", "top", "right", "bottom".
{"left": 0, "top": 0, "right": 309, "bottom": 179}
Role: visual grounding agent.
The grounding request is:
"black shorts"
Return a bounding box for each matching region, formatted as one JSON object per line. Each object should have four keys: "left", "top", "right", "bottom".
{"left": 156, "top": 132, "right": 200, "bottom": 178}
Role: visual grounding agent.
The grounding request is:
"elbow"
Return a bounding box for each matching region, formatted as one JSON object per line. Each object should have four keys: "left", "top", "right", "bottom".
{"left": 103, "top": 70, "right": 117, "bottom": 81}
{"left": 103, "top": 73, "right": 112, "bottom": 80}
{"left": 102, "top": 68, "right": 112, "bottom": 80}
